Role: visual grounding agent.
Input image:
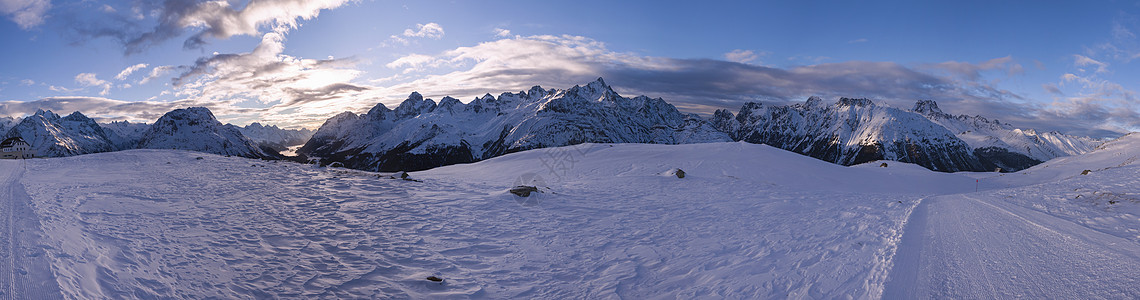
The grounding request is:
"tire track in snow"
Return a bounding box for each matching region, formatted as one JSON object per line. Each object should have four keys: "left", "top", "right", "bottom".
{"left": 883, "top": 193, "right": 1140, "bottom": 298}
{"left": 0, "top": 160, "right": 63, "bottom": 299}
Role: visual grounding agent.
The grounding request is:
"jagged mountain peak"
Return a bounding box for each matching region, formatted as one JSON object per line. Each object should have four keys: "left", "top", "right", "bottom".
{"left": 527, "top": 85, "right": 551, "bottom": 98}
{"left": 33, "top": 109, "right": 61, "bottom": 120}
{"left": 299, "top": 78, "right": 730, "bottom": 171}
{"left": 62, "top": 111, "right": 93, "bottom": 121}
{"left": 6, "top": 108, "right": 113, "bottom": 157}
{"left": 836, "top": 97, "right": 874, "bottom": 107}
{"left": 565, "top": 77, "right": 619, "bottom": 102}
{"left": 394, "top": 93, "right": 437, "bottom": 119}
{"left": 913, "top": 100, "right": 944, "bottom": 115}
{"left": 138, "top": 107, "right": 268, "bottom": 159}
{"left": 804, "top": 96, "right": 824, "bottom": 108}
{"left": 406, "top": 91, "right": 424, "bottom": 102}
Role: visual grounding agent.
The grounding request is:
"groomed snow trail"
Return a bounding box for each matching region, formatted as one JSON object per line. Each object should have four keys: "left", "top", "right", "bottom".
{"left": 883, "top": 193, "right": 1140, "bottom": 298}
{"left": 0, "top": 160, "right": 63, "bottom": 299}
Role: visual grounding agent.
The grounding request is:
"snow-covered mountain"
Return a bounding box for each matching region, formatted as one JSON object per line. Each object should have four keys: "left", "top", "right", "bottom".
{"left": 137, "top": 107, "right": 271, "bottom": 159}
{"left": 4, "top": 110, "right": 115, "bottom": 157}
{"left": 0, "top": 116, "right": 16, "bottom": 134}
{"left": 100, "top": 120, "right": 151, "bottom": 150}
{"left": 238, "top": 122, "right": 313, "bottom": 151}
{"left": 299, "top": 78, "right": 731, "bottom": 171}
{"left": 711, "top": 97, "right": 987, "bottom": 172}
{"left": 711, "top": 97, "right": 1102, "bottom": 172}
{"left": 912, "top": 100, "right": 1099, "bottom": 165}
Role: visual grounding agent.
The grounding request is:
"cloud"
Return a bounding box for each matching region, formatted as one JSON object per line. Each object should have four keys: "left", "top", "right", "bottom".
{"left": 19, "top": 79, "right": 34, "bottom": 86}
{"left": 848, "top": 38, "right": 868, "bottom": 44}
{"left": 1042, "top": 83, "right": 1063, "bottom": 95}
{"left": 48, "top": 85, "right": 80, "bottom": 93}
{"left": 1089, "top": 14, "right": 1140, "bottom": 63}
{"left": 402, "top": 22, "right": 444, "bottom": 39}
{"left": 139, "top": 65, "right": 176, "bottom": 84}
{"left": 75, "top": 73, "right": 112, "bottom": 95}
{"left": 165, "top": 27, "right": 369, "bottom": 127}
{"left": 924, "top": 56, "right": 1021, "bottom": 81}
{"left": 373, "top": 35, "right": 1135, "bottom": 138}
{"left": 115, "top": 63, "right": 149, "bottom": 80}
{"left": 378, "top": 22, "right": 445, "bottom": 47}
{"left": 379, "top": 35, "right": 1013, "bottom": 113}
{"left": 66, "top": 0, "right": 353, "bottom": 54}
{"left": 385, "top": 53, "right": 438, "bottom": 73}
{"left": 0, "top": 0, "right": 50, "bottom": 29}
{"left": 0, "top": 97, "right": 188, "bottom": 122}
{"left": 1073, "top": 54, "right": 1109, "bottom": 73}
{"left": 724, "top": 49, "right": 760, "bottom": 64}
{"left": 494, "top": 28, "right": 511, "bottom": 37}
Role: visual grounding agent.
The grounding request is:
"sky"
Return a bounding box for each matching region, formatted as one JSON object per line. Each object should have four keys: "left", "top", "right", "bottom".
{"left": 0, "top": 0, "right": 1138, "bottom": 138}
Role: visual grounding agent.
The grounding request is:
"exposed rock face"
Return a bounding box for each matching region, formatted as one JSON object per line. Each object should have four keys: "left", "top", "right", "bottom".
{"left": 137, "top": 107, "right": 270, "bottom": 159}
{"left": 298, "top": 78, "right": 731, "bottom": 172}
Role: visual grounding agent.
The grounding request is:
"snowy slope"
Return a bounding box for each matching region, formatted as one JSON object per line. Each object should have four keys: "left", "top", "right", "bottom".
{"left": 299, "top": 78, "right": 731, "bottom": 172}
{"left": 913, "top": 100, "right": 1099, "bottom": 165}
{"left": 137, "top": 107, "right": 270, "bottom": 158}
{"left": 883, "top": 133, "right": 1140, "bottom": 298}
{"left": 4, "top": 109, "right": 114, "bottom": 157}
{"left": 14, "top": 143, "right": 970, "bottom": 298}
{"left": 977, "top": 132, "right": 1140, "bottom": 189}
{"left": 100, "top": 120, "right": 151, "bottom": 150}
{"left": 10, "top": 139, "right": 1140, "bottom": 298}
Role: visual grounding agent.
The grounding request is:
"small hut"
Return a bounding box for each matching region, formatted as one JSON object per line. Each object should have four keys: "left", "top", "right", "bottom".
{"left": 0, "top": 137, "right": 34, "bottom": 159}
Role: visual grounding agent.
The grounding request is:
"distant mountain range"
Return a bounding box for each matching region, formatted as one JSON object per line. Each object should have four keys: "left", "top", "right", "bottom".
{"left": 0, "top": 78, "right": 1105, "bottom": 173}
{"left": 300, "top": 78, "right": 1100, "bottom": 172}
{"left": 711, "top": 97, "right": 1098, "bottom": 172}
{"left": 0, "top": 108, "right": 313, "bottom": 159}
{"left": 297, "top": 78, "right": 729, "bottom": 171}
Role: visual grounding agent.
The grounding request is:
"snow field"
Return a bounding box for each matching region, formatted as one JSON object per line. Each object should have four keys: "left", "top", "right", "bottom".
{"left": 12, "top": 138, "right": 1140, "bottom": 298}
{"left": 17, "top": 143, "right": 973, "bottom": 298}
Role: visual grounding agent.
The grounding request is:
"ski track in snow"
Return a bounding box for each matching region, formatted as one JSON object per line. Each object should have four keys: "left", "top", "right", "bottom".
{"left": 11, "top": 140, "right": 1140, "bottom": 298}
{"left": 0, "top": 160, "right": 64, "bottom": 299}
{"left": 884, "top": 193, "right": 1140, "bottom": 298}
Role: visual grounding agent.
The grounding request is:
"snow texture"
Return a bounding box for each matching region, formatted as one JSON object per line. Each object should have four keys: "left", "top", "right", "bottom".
{"left": 9, "top": 137, "right": 1140, "bottom": 298}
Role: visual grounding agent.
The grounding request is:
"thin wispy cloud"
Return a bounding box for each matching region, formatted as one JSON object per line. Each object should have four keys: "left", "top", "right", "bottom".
{"left": 403, "top": 23, "right": 444, "bottom": 39}
{"left": 63, "top": 0, "right": 354, "bottom": 54}
{"left": 848, "top": 38, "right": 868, "bottom": 44}
{"left": 75, "top": 73, "right": 112, "bottom": 96}
{"left": 1073, "top": 54, "right": 1109, "bottom": 73}
{"left": 494, "top": 28, "right": 511, "bottom": 37}
{"left": 724, "top": 49, "right": 762, "bottom": 64}
{"left": 139, "top": 65, "right": 176, "bottom": 85}
{"left": 115, "top": 63, "right": 149, "bottom": 80}
{"left": 0, "top": 0, "right": 50, "bottom": 29}
{"left": 382, "top": 22, "right": 446, "bottom": 47}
